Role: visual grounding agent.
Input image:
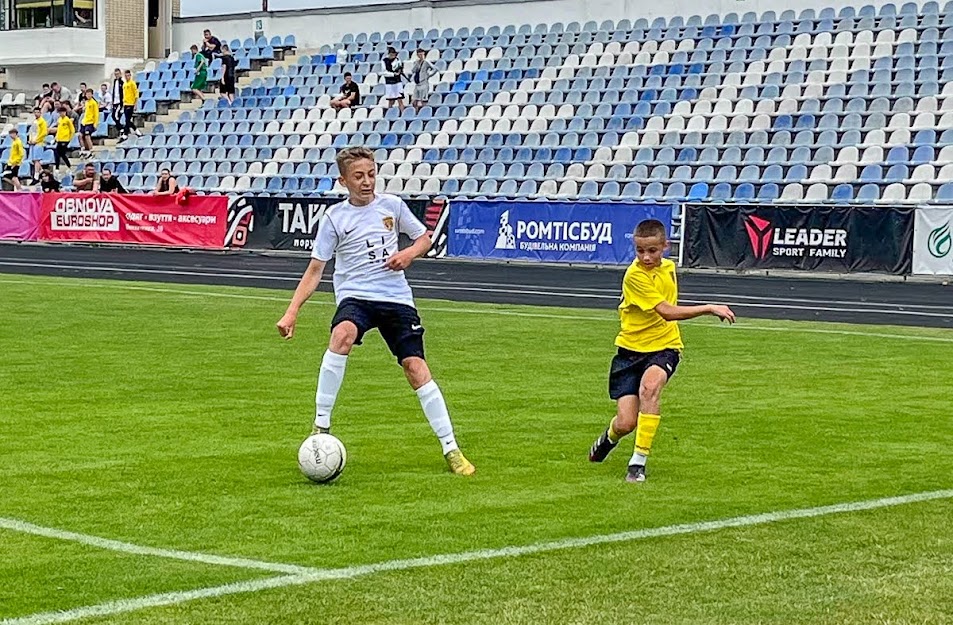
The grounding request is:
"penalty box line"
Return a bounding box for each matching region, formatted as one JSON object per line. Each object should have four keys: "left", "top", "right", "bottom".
{"left": 3, "top": 488, "right": 953, "bottom": 625}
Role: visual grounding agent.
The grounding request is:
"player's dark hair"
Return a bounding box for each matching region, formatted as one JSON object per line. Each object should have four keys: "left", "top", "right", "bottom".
{"left": 336, "top": 145, "right": 375, "bottom": 175}
{"left": 634, "top": 219, "right": 667, "bottom": 241}
{"left": 343, "top": 72, "right": 352, "bottom": 77}
{"left": 416, "top": 48, "right": 426, "bottom": 54}
{"left": 387, "top": 46, "right": 397, "bottom": 55}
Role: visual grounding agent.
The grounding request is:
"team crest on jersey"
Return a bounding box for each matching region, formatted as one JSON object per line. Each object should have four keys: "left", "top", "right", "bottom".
{"left": 382, "top": 216, "right": 394, "bottom": 231}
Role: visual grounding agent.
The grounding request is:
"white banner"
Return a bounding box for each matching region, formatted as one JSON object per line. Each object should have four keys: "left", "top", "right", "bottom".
{"left": 913, "top": 207, "right": 953, "bottom": 275}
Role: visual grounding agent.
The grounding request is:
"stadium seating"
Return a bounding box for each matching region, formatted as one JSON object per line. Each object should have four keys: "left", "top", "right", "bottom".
{"left": 92, "top": 4, "right": 953, "bottom": 202}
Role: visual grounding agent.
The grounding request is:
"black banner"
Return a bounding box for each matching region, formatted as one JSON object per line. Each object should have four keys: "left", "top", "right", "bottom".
{"left": 224, "top": 196, "right": 445, "bottom": 251}
{"left": 685, "top": 204, "right": 914, "bottom": 275}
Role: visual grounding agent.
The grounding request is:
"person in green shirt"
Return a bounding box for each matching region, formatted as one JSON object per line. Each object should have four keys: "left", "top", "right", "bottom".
{"left": 190, "top": 44, "right": 208, "bottom": 102}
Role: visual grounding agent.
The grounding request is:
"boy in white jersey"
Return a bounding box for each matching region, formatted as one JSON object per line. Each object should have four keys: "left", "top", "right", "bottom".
{"left": 277, "top": 146, "right": 475, "bottom": 476}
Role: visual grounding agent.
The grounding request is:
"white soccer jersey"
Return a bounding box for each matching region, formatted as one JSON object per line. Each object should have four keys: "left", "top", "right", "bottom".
{"left": 311, "top": 193, "right": 427, "bottom": 308}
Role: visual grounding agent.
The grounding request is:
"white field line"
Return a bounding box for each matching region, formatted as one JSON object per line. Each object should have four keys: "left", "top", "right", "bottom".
{"left": 2, "top": 277, "right": 952, "bottom": 343}
{"left": 0, "top": 261, "right": 950, "bottom": 317}
{"left": 3, "top": 488, "right": 952, "bottom": 625}
{"left": 0, "top": 517, "right": 317, "bottom": 575}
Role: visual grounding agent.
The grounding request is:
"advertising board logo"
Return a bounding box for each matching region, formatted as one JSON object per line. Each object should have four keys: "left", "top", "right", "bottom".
{"left": 743, "top": 215, "right": 772, "bottom": 259}
{"left": 495, "top": 210, "right": 516, "bottom": 250}
{"left": 50, "top": 196, "right": 120, "bottom": 232}
{"left": 927, "top": 222, "right": 951, "bottom": 259}
{"left": 742, "top": 213, "right": 848, "bottom": 260}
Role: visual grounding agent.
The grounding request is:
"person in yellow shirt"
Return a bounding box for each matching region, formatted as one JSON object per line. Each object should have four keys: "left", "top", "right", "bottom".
{"left": 53, "top": 106, "right": 75, "bottom": 170}
{"left": 588, "top": 219, "right": 736, "bottom": 483}
{"left": 3, "top": 128, "right": 25, "bottom": 191}
{"left": 29, "top": 107, "right": 49, "bottom": 183}
{"left": 121, "top": 69, "right": 141, "bottom": 140}
{"left": 79, "top": 88, "right": 99, "bottom": 158}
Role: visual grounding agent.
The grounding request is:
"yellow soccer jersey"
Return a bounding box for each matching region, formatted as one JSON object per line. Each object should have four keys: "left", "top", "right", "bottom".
{"left": 615, "top": 258, "right": 684, "bottom": 353}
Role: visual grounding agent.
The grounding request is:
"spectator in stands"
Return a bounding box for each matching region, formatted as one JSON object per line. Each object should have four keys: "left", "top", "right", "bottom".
{"left": 73, "top": 163, "right": 99, "bottom": 192}
{"left": 75, "top": 83, "right": 88, "bottom": 106}
{"left": 153, "top": 169, "right": 178, "bottom": 196}
{"left": 3, "top": 128, "right": 25, "bottom": 191}
{"left": 28, "top": 107, "right": 49, "bottom": 184}
{"left": 330, "top": 72, "right": 361, "bottom": 110}
{"left": 53, "top": 106, "right": 75, "bottom": 171}
{"left": 190, "top": 44, "right": 208, "bottom": 102}
{"left": 64, "top": 101, "right": 82, "bottom": 135}
{"left": 95, "top": 83, "right": 112, "bottom": 109}
{"left": 381, "top": 46, "right": 405, "bottom": 112}
{"left": 34, "top": 83, "right": 52, "bottom": 110}
{"left": 79, "top": 90, "right": 99, "bottom": 158}
{"left": 109, "top": 68, "right": 124, "bottom": 132}
{"left": 98, "top": 168, "right": 127, "bottom": 194}
{"left": 201, "top": 29, "right": 222, "bottom": 60}
{"left": 51, "top": 82, "right": 72, "bottom": 107}
{"left": 39, "top": 169, "right": 60, "bottom": 193}
{"left": 408, "top": 48, "right": 437, "bottom": 112}
{"left": 219, "top": 45, "right": 237, "bottom": 104}
{"left": 121, "top": 69, "right": 141, "bottom": 140}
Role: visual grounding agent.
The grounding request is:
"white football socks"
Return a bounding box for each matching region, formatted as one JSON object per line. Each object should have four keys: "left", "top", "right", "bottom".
{"left": 629, "top": 452, "right": 648, "bottom": 467}
{"left": 415, "top": 380, "right": 458, "bottom": 454}
{"left": 314, "top": 350, "right": 348, "bottom": 430}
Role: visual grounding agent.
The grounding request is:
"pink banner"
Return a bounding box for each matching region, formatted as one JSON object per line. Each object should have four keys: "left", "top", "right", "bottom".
{"left": 0, "top": 192, "right": 42, "bottom": 241}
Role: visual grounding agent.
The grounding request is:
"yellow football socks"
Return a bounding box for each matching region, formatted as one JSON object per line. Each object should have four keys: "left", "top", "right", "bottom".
{"left": 607, "top": 417, "right": 623, "bottom": 443}
{"left": 634, "top": 412, "right": 661, "bottom": 458}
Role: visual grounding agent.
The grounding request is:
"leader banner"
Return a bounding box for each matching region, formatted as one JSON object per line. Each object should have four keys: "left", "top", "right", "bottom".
{"left": 685, "top": 204, "right": 913, "bottom": 274}
{"left": 39, "top": 193, "right": 227, "bottom": 249}
{"left": 447, "top": 200, "right": 674, "bottom": 264}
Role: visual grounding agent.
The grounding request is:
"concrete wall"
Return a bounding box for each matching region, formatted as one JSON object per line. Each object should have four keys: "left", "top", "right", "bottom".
{"left": 172, "top": 0, "right": 921, "bottom": 53}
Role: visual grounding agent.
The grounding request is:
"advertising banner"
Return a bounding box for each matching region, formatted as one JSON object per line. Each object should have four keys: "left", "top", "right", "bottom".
{"left": 225, "top": 196, "right": 442, "bottom": 250}
{"left": 39, "top": 193, "right": 227, "bottom": 249}
{"left": 685, "top": 204, "right": 913, "bottom": 275}
{"left": 0, "top": 192, "right": 42, "bottom": 241}
{"left": 913, "top": 207, "right": 953, "bottom": 275}
{"left": 447, "top": 200, "right": 674, "bottom": 264}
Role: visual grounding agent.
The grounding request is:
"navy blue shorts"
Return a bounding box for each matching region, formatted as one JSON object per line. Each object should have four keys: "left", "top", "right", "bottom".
{"left": 608, "top": 347, "right": 680, "bottom": 400}
{"left": 331, "top": 298, "right": 425, "bottom": 363}
{"left": 81, "top": 124, "right": 95, "bottom": 136}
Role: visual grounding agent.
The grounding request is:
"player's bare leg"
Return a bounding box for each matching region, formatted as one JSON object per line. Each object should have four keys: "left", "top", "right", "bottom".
{"left": 626, "top": 366, "right": 669, "bottom": 483}
{"left": 312, "top": 321, "right": 356, "bottom": 435}
{"left": 403, "top": 357, "right": 474, "bottom": 476}
{"left": 589, "top": 395, "right": 638, "bottom": 462}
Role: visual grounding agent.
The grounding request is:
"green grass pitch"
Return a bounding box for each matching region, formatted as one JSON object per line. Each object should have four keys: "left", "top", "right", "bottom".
{"left": 2, "top": 273, "right": 952, "bottom": 624}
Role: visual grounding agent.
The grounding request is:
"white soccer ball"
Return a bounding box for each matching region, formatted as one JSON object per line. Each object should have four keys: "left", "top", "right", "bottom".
{"left": 298, "top": 433, "right": 347, "bottom": 483}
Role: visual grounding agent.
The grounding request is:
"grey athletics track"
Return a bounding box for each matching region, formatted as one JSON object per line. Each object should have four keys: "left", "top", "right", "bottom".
{"left": 0, "top": 243, "right": 951, "bottom": 328}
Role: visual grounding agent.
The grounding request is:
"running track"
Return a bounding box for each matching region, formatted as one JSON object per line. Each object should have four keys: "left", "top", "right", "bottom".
{"left": 0, "top": 243, "right": 951, "bottom": 328}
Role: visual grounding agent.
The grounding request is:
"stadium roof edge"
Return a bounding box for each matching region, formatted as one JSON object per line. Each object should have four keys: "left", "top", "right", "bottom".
{"left": 175, "top": 0, "right": 538, "bottom": 23}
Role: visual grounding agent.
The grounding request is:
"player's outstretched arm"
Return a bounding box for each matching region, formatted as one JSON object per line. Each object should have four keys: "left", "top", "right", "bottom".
{"left": 276, "top": 259, "right": 327, "bottom": 339}
{"left": 385, "top": 234, "right": 433, "bottom": 271}
{"left": 655, "top": 301, "right": 736, "bottom": 324}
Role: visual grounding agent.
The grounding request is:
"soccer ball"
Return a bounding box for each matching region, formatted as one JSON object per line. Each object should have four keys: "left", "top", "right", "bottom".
{"left": 297, "top": 433, "right": 347, "bottom": 483}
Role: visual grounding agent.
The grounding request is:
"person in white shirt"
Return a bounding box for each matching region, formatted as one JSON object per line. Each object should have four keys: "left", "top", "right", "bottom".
{"left": 95, "top": 83, "right": 113, "bottom": 108}
{"left": 276, "top": 146, "right": 475, "bottom": 477}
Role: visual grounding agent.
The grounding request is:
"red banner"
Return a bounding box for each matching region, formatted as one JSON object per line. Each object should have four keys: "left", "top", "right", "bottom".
{"left": 39, "top": 193, "right": 227, "bottom": 249}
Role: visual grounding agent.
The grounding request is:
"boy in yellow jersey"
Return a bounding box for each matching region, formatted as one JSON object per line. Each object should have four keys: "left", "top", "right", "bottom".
{"left": 121, "top": 70, "right": 141, "bottom": 140}
{"left": 3, "top": 128, "right": 25, "bottom": 191}
{"left": 589, "top": 219, "right": 735, "bottom": 482}
{"left": 79, "top": 88, "right": 99, "bottom": 157}
{"left": 29, "top": 107, "right": 49, "bottom": 182}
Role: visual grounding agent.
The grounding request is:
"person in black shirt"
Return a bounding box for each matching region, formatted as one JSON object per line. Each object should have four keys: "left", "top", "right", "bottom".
{"left": 219, "top": 45, "right": 237, "bottom": 104}
{"left": 330, "top": 72, "right": 361, "bottom": 110}
{"left": 99, "top": 168, "right": 127, "bottom": 193}
{"left": 39, "top": 170, "right": 60, "bottom": 193}
{"left": 381, "top": 46, "right": 405, "bottom": 112}
{"left": 202, "top": 29, "right": 222, "bottom": 60}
